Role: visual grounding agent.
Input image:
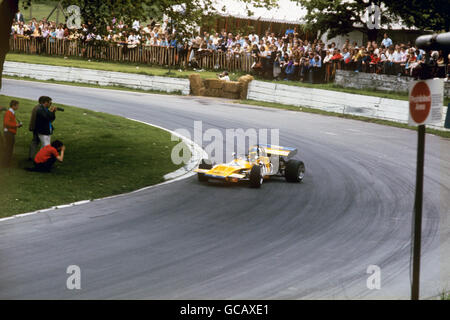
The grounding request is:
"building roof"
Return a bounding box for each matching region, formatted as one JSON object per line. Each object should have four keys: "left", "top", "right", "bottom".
{"left": 211, "top": 0, "right": 307, "bottom": 25}
{"left": 211, "top": 0, "right": 415, "bottom": 30}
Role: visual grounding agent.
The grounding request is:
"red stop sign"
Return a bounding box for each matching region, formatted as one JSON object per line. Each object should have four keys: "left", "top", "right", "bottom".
{"left": 409, "top": 81, "right": 431, "bottom": 124}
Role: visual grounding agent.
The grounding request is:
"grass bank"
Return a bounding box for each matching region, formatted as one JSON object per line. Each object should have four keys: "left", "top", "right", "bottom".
{"left": 0, "top": 94, "right": 185, "bottom": 217}
{"left": 6, "top": 53, "right": 240, "bottom": 80}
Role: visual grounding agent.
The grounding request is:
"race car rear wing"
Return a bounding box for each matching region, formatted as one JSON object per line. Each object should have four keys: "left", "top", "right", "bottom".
{"left": 259, "top": 144, "right": 297, "bottom": 158}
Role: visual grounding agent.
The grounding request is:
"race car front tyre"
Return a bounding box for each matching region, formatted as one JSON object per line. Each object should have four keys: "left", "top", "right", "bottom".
{"left": 249, "top": 165, "right": 263, "bottom": 188}
{"left": 198, "top": 173, "right": 208, "bottom": 182}
{"left": 285, "top": 160, "right": 305, "bottom": 182}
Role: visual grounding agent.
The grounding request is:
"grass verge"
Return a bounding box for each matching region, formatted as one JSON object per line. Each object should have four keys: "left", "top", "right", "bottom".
{"left": 3, "top": 74, "right": 184, "bottom": 96}
{"left": 6, "top": 53, "right": 243, "bottom": 80}
{"left": 0, "top": 94, "right": 185, "bottom": 217}
{"left": 236, "top": 99, "right": 450, "bottom": 138}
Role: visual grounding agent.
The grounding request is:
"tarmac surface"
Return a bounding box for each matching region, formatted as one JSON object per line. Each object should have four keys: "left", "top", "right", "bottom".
{"left": 0, "top": 79, "right": 449, "bottom": 299}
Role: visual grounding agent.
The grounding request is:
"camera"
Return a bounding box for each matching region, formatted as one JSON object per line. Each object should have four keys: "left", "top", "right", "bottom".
{"left": 56, "top": 107, "right": 65, "bottom": 112}
{"left": 416, "top": 32, "right": 450, "bottom": 52}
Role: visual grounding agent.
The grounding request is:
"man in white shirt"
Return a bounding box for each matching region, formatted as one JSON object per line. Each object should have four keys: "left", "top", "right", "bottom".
{"left": 392, "top": 47, "right": 402, "bottom": 63}
{"left": 143, "top": 24, "right": 152, "bottom": 34}
{"left": 56, "top": 25, "right": 65, "bottom": 39}
{"left": 132, "top": 20, "right": 140, "bottom": 31}
{"left": 248, "top": 33, "right": 259, "bottom": 44}
{"left": 218, "top": 71, "right": 230, "bottom": 81}
{"left": 391, "top": 46, "right": 403, "bottom": 75}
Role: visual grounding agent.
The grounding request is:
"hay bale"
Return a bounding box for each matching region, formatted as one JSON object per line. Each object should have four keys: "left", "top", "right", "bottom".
{"left": 189, "top": 74, "right": 205, "bottom": 96}
{"left": 204, "top": 88, "right": 221, "bottom": 97}
{"left": 223, "top": 81, "right": 241, "bottom": 93}
{"left": 198, "top": 87, "right": 206, "bottom": 96}
{"left": 238, "top": 74, "right": 254, "bottom": 100}
{"left": 238, "top": 74, "right": 254, "bottom": 82}
{"left": 204, "top": 79, "right": 224, "bottom": 89}
{"left": 222, "top": 92, "right": 240, "bottom": 100}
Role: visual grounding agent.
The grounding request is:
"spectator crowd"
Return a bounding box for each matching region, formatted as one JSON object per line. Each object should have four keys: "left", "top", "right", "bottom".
{"left": 10, "top": 10, "right": 450, "bottom": 83}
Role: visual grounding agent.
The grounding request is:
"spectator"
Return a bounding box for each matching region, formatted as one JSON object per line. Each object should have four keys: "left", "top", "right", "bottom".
{"left": 218, "top": 71, "right": 230, "bottom": 81}
{"left": 34, "top": 96, "right": 57, "bottom": 147}
{"left": 15, "top": 10, "right": 24, "bottom": 23}
{"left": 28, "top": 140, "right": 65, "bottom": 172}
{"left": 369, "top": 53, "right": 381, "bottom": 73}
{"left": 284, "top": 56, "right": 296, "bottom": 80}
{"left": 392, "top": 45, "right": 403, "bottom": 75}
{"left": 28, "top": 96, "right": 47, "bottom": 160}
{"left": 8, "top": 16, "right": 448, "bottom": 81}
{"left": 382, "top": 33, "right": 393, "bottom": 48}
{"left": 331, "top": 49, "right": 343, "bottom": 61}
{"left": 2, "top": 100, "right": 22, "bottom": 168}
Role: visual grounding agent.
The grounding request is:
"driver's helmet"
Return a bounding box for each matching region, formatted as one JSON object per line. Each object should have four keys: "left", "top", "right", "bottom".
{"left": 248, "top": 146, "right": 266, "bottom": 163}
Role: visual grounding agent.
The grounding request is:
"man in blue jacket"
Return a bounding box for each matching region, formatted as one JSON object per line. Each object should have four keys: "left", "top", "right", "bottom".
{"left": 34, "top": 96, "right": 56, "bottom": 147}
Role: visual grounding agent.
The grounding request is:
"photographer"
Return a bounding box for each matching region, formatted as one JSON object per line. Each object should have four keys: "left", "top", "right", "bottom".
{"left": 29, "top": 96, "right": 45, "bottom": 160}
{"left": 33, "top": 96, "right": 62, "bottom": 148}
{"left": 2, "top": 100, "right": 23, "bottom": 168}
{"left": 218, "top": 71, "right": 230, "bottom": 81}
{"left": 29, "top": 140, "right": 65, "bottom": 172}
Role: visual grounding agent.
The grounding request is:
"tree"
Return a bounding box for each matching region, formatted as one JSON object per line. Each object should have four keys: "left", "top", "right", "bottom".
{"left": 0, "top": 0, "right": 19, "bottom": 89}
{"left": 383, "top": 0, "right": 449, "bottom": 32}
{"left": 298, "top": 0, "right": 449, "bottom": 42}
{"left": 297, "top": 0, "right": 394, "bottom": 41}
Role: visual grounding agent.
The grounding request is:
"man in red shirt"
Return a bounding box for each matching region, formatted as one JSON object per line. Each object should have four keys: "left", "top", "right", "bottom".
{"left": 29, "top": 140, "right": 66, "bottom": 172}
{"left": 331, "top": 49, "right": 343, "bottom": 61}
{"left": 2, "top": 100, "right": 22, "bottom": 167}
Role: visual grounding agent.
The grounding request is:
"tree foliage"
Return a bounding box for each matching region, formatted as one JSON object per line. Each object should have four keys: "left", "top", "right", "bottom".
{"left": 297, "top": 0, "right": 394, "bottom": 40}
{"left": 297, "top": 0, "right": 449, "bottom": 41}
{"left": 383, "top": 0, "right": 449, "bottom": 32}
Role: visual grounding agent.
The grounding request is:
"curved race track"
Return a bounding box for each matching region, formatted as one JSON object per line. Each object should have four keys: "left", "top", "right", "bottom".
{"left": 0, "top": 79, "right": 449, "bottom": 299}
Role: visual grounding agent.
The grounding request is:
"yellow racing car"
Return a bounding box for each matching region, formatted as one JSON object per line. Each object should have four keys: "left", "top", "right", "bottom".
{"left": 194, "top": 144, "right": 305, "bottom": 188}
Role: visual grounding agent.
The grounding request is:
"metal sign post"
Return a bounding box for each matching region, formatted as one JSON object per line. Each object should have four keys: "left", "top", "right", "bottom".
{"left": 408, "top": 78, "right": 443, "bottom": 300}
{"left": 411, "top": 124, "right": 425, "bottom": 300}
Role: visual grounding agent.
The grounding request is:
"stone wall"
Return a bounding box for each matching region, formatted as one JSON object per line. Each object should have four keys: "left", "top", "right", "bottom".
{"left": 335, "top": 70, "right": 450, "bottom": 99}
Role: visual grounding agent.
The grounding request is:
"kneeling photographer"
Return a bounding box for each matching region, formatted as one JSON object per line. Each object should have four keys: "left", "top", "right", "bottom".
{"left": 28, "top": 140, "right": 66, "bottom": 172}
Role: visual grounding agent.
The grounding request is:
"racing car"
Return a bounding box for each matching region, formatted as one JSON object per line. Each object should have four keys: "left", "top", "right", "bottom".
{"left": 194, "top": 144, "right": 305, "bottom": 188}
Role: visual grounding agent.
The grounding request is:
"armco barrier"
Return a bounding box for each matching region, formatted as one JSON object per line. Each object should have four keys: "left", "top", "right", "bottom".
{"left": 3, "top": 61, "right": 190, "bottom": 95}
{"left": 247, "top": 80, "right": 448, "bottom": 130}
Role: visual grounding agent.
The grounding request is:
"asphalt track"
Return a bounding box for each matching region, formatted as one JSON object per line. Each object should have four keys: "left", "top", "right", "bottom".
{"left": 0, "top": 79, "right": 449, "bottom": 299}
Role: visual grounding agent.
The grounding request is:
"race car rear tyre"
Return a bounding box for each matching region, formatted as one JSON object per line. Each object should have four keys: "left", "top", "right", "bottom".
{"left": 198, "top": 159, "right": 212, "bottom": 182}
{"left": 199, "top": 159, "right": 213, "bottom": 170}
{"left": 285, "top": 160, "right": 305, "bottom": 183}
{"left": 249, "top": 165, "right": 263, "bottom": 188}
